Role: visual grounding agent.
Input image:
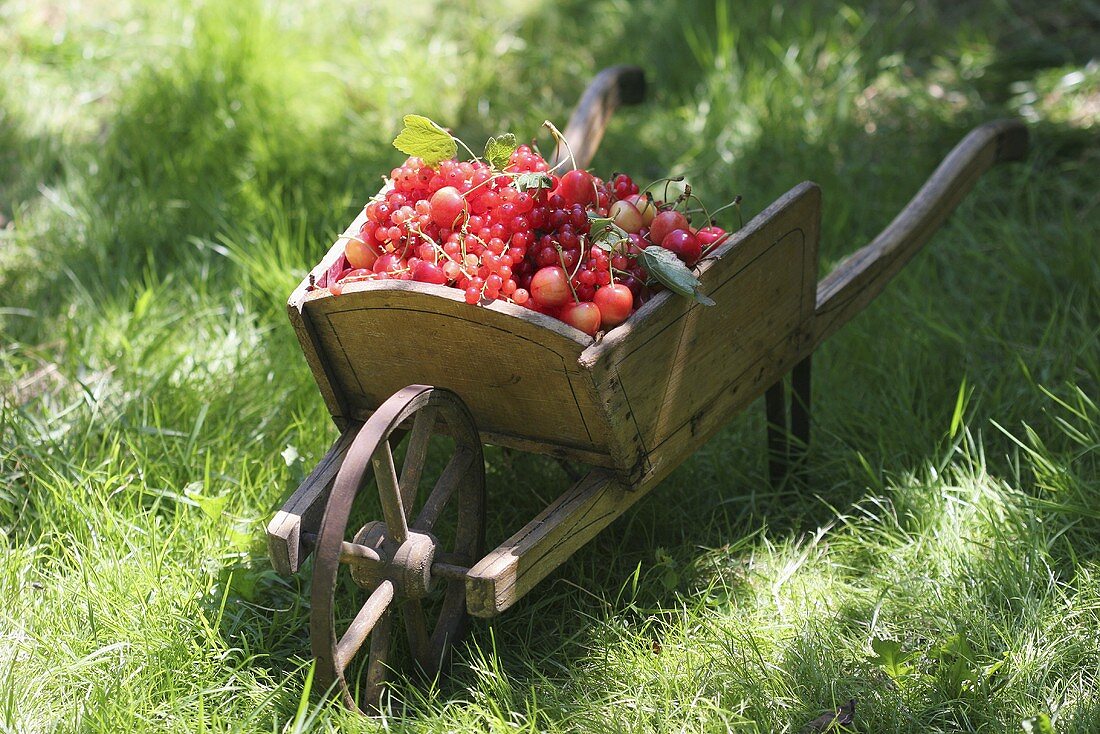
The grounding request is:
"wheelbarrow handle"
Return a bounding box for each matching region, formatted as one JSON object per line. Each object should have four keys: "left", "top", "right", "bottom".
{"left": 812, "top": 119, "right": 1028, "bottom": 348}
{"left": 549, "top": 65, "right": 647, "bottom": 171}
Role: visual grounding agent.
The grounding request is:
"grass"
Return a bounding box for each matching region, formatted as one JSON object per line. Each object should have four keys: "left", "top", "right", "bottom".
{"left": 1, "top": 0, "right": 1097, "bottom": 731}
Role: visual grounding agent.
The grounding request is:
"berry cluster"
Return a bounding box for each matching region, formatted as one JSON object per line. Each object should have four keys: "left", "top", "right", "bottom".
{"left": 323, "top": 144, "right": 730, "bottom": 337}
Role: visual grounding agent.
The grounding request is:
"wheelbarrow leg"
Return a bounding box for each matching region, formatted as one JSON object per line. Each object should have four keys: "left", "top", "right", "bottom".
{"left": 765, "top": 381, "right": 789, "bottom": 486}
{"left": 764, "top": 355, "right": 813, "bottom": 486}
{"left": 790, "top": 355, "right": 812, "bottom": 462}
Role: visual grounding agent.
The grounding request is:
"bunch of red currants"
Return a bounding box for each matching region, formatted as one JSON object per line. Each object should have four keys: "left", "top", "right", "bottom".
{"left": 327, "top": 145, "right": 729, "bottom": 337}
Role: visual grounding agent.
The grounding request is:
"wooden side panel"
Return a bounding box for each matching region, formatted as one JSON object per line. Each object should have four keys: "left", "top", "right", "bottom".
{"left": 298, "top": 281, "right": 616, "bottom": 466}
{"left": 466, "top": 470, "right": 634, "bottom": 617}
{"left": 583, "top": 182, "right": 821, "bottom": 480}
{"left": 287, "top": 211, "right": 368, "bottom": 428}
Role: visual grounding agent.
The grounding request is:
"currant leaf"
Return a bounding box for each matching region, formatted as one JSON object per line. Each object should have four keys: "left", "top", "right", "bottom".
{"left": 484, "top": 133, "right": 518, "bottom": 169}
{"left": 638, "top": 246, "right": 713, "bottom": 305}
{"left": 515, "top": 171, "right": 553, "bottom": 191}
{"left": 392, "top": 114, "right": 457, "bottom": 167}
{"left": 587, "top": 214, "right": 629, "bottom": 251}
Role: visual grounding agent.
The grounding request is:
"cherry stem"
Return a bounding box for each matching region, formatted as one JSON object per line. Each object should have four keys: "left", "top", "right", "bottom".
{"left": 698, "top": 233, "right": 732, "bottom": 260}
{"left": 543, "top": 120, "right": 577, "bottom": 171}
{"left": 450, "top": 133, "right": 480, "bottom": 164}
{"left": 556, "top": 245, "right": 581, "bottom": 304}
{"left": 681, "top": 191, "right": 712, "bottom": 224}
{"left": 705, "top": 195, "right": 743, "bottom": 226}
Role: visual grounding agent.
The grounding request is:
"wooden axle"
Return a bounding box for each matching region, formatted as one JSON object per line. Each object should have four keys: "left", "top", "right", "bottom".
{"left": 300, "top": 531, "right": 472, "bottom": 582}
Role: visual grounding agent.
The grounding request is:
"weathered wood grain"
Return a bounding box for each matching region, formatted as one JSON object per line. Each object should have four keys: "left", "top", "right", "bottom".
{"left": 465, "top": 470, "right": 633, "bottom": 617}
{"left": 267, "top": 423, "right": 360, "bottom": 575}
{"left": 299, "top": 281, "right": 619, "bottom": 466}
{"left": 582, "top": 182, "right": 821, "bottom": 482}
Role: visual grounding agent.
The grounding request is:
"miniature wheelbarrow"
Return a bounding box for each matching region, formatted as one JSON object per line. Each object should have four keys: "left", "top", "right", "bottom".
{"left": 267, "top": 66, "right": 1027, "bottom": 713}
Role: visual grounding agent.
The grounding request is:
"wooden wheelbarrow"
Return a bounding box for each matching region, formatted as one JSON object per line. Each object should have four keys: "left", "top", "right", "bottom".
{"left": 267, "top": 66, "right": 1027, "bottom": 713}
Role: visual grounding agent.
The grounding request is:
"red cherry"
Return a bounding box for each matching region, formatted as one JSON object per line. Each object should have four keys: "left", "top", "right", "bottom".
{"left": 661, "top": 229, "right": 702, "bottom": 264}
{"left": 412, "top": 260, "right": 448, "bottom": 285}
{"left": 560, "top": 301, "right": 602, "bottom": 336}
{"left": 697, "top": 225, "right": 729, "bottom": 250}
{"left": 649, "top": 209, "right": 690, "bottom": 246}
{"left": 593, "top": 284, "right": 633, "bottom": 328}
{"left": 557, "top": 169, "right": 595, "bottom": 206}
{"left": 373, "top": 252, "right": 403, "bottom": 274}
{"left": 430, "top": 186, "right": 466, "bottom": 229}
{"left": 529, "top": 266, "right": 572, "bottom": 308}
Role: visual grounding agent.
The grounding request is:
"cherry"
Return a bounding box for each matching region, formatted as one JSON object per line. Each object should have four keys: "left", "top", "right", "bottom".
{"left": 648, "top": 209, "right": 689, "bottom": 246}
{"left": 345, "top": 237, "right": 379, "bottom": 270}
{"left": 661, "top": 229, "right": 702, "bottom": 264}
{"left": 626, "top": 194, "right": 657, "bottom": 225}
{"left": 557, "top": 169, "right": 595, "bottom": 206}
{"left": 560, "top": 301, "right": 602, "bottom": 336}
{"left": 529, "top": 266, "right": 572, "bottom": 308}
{"left": 412, "top": 260, "right": 448, "bottom": 285}
{"left": 373, "top": 252, "right": 403, "bottom": 274}
{"left": 593, "top": 283, "right": 633, "bottom": 328}
{"left": 696, "top": 225, "right": 728, "bottom": 250}
{"left": 608, "top": 199, "right": 644, "bottom": 234}
{"left": 430, "top": 186, "right": 466, "bottom": 229}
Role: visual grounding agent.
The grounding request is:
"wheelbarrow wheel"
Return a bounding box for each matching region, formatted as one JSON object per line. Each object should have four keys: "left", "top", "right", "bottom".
{"left": 308, "top": 385, "right": 485, "bottom": 714}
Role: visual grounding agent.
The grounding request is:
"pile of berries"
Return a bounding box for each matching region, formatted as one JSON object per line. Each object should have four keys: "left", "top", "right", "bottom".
{"left": 320, "top": 145, "right": 729, "bottom": 337}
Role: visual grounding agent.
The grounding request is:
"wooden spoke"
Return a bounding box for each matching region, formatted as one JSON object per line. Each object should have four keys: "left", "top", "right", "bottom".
{"left": 336, "top": 581, "right": 394, "bottom": 671}
{"left": 307, "top": 384, "right": 484, "bottom": 715}
{"left": 372, "top": 440, "right": 408, "bottom": 544}
{"left": 361, "top": 609, "right": 394, "bottom": 707}
{"left": 398, "top": 406, "right": 438, "bottom": 517}
{"left": 412, "top": 447, "right": 475, "bottom": 531}
{"left": 402, "top": 598, "right": 431, "bottom": 667}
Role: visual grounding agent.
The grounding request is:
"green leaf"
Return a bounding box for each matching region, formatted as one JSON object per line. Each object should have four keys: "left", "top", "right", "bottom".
{"left": 587, "top": 213, "right": 629, "bottom": 251}
{"left": 392, "top": 114, "right": 457, "bottom": 167}
{"left": 638, "top": 246, "right": 713, "bottom": 305}
{"left": 693, "top": 291, "right": 716, "bottom": 306}
{"left": 484, "top": 133, "right": 517, "bottom": 169}
{"left": 515, "top": 171, "right": 553, "bottom": 191}
{"left": 935, "top": 634, "right": 980, "bottom": 694}
{"left": 1021, "top": 714, "right": 1055, "bottom": 734}
{"left": 870, "top": 638, "right": 918, "bottom": 681}
{"left": 184, "top": 481, "right": 227, "bottom": 521}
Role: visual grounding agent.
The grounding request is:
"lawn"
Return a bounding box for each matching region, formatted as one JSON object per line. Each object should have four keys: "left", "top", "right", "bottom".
{"left": 1, "top": 0, "right": 1098, "bottom": 731}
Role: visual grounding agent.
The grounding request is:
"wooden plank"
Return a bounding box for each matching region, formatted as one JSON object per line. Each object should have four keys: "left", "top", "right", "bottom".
{"left": 812, "top": 119, "right": 1027, "bottom": 348}
{"left": 266, "top": 423, "right": 360, "bottom": 575}
{"left": 465, "top": 431, "right": 716, "bottom": 618}
{"left": 465, "top": 470, "right": 636, "bottom": 617}
{"left": 287, "top": 211, "right": 369, "bottom": 425}
{"left": 582, "top": 182, "right": 821, "bottom": 482}
{"left": 301, "top": 280, "right": 617, "bottom": 466}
